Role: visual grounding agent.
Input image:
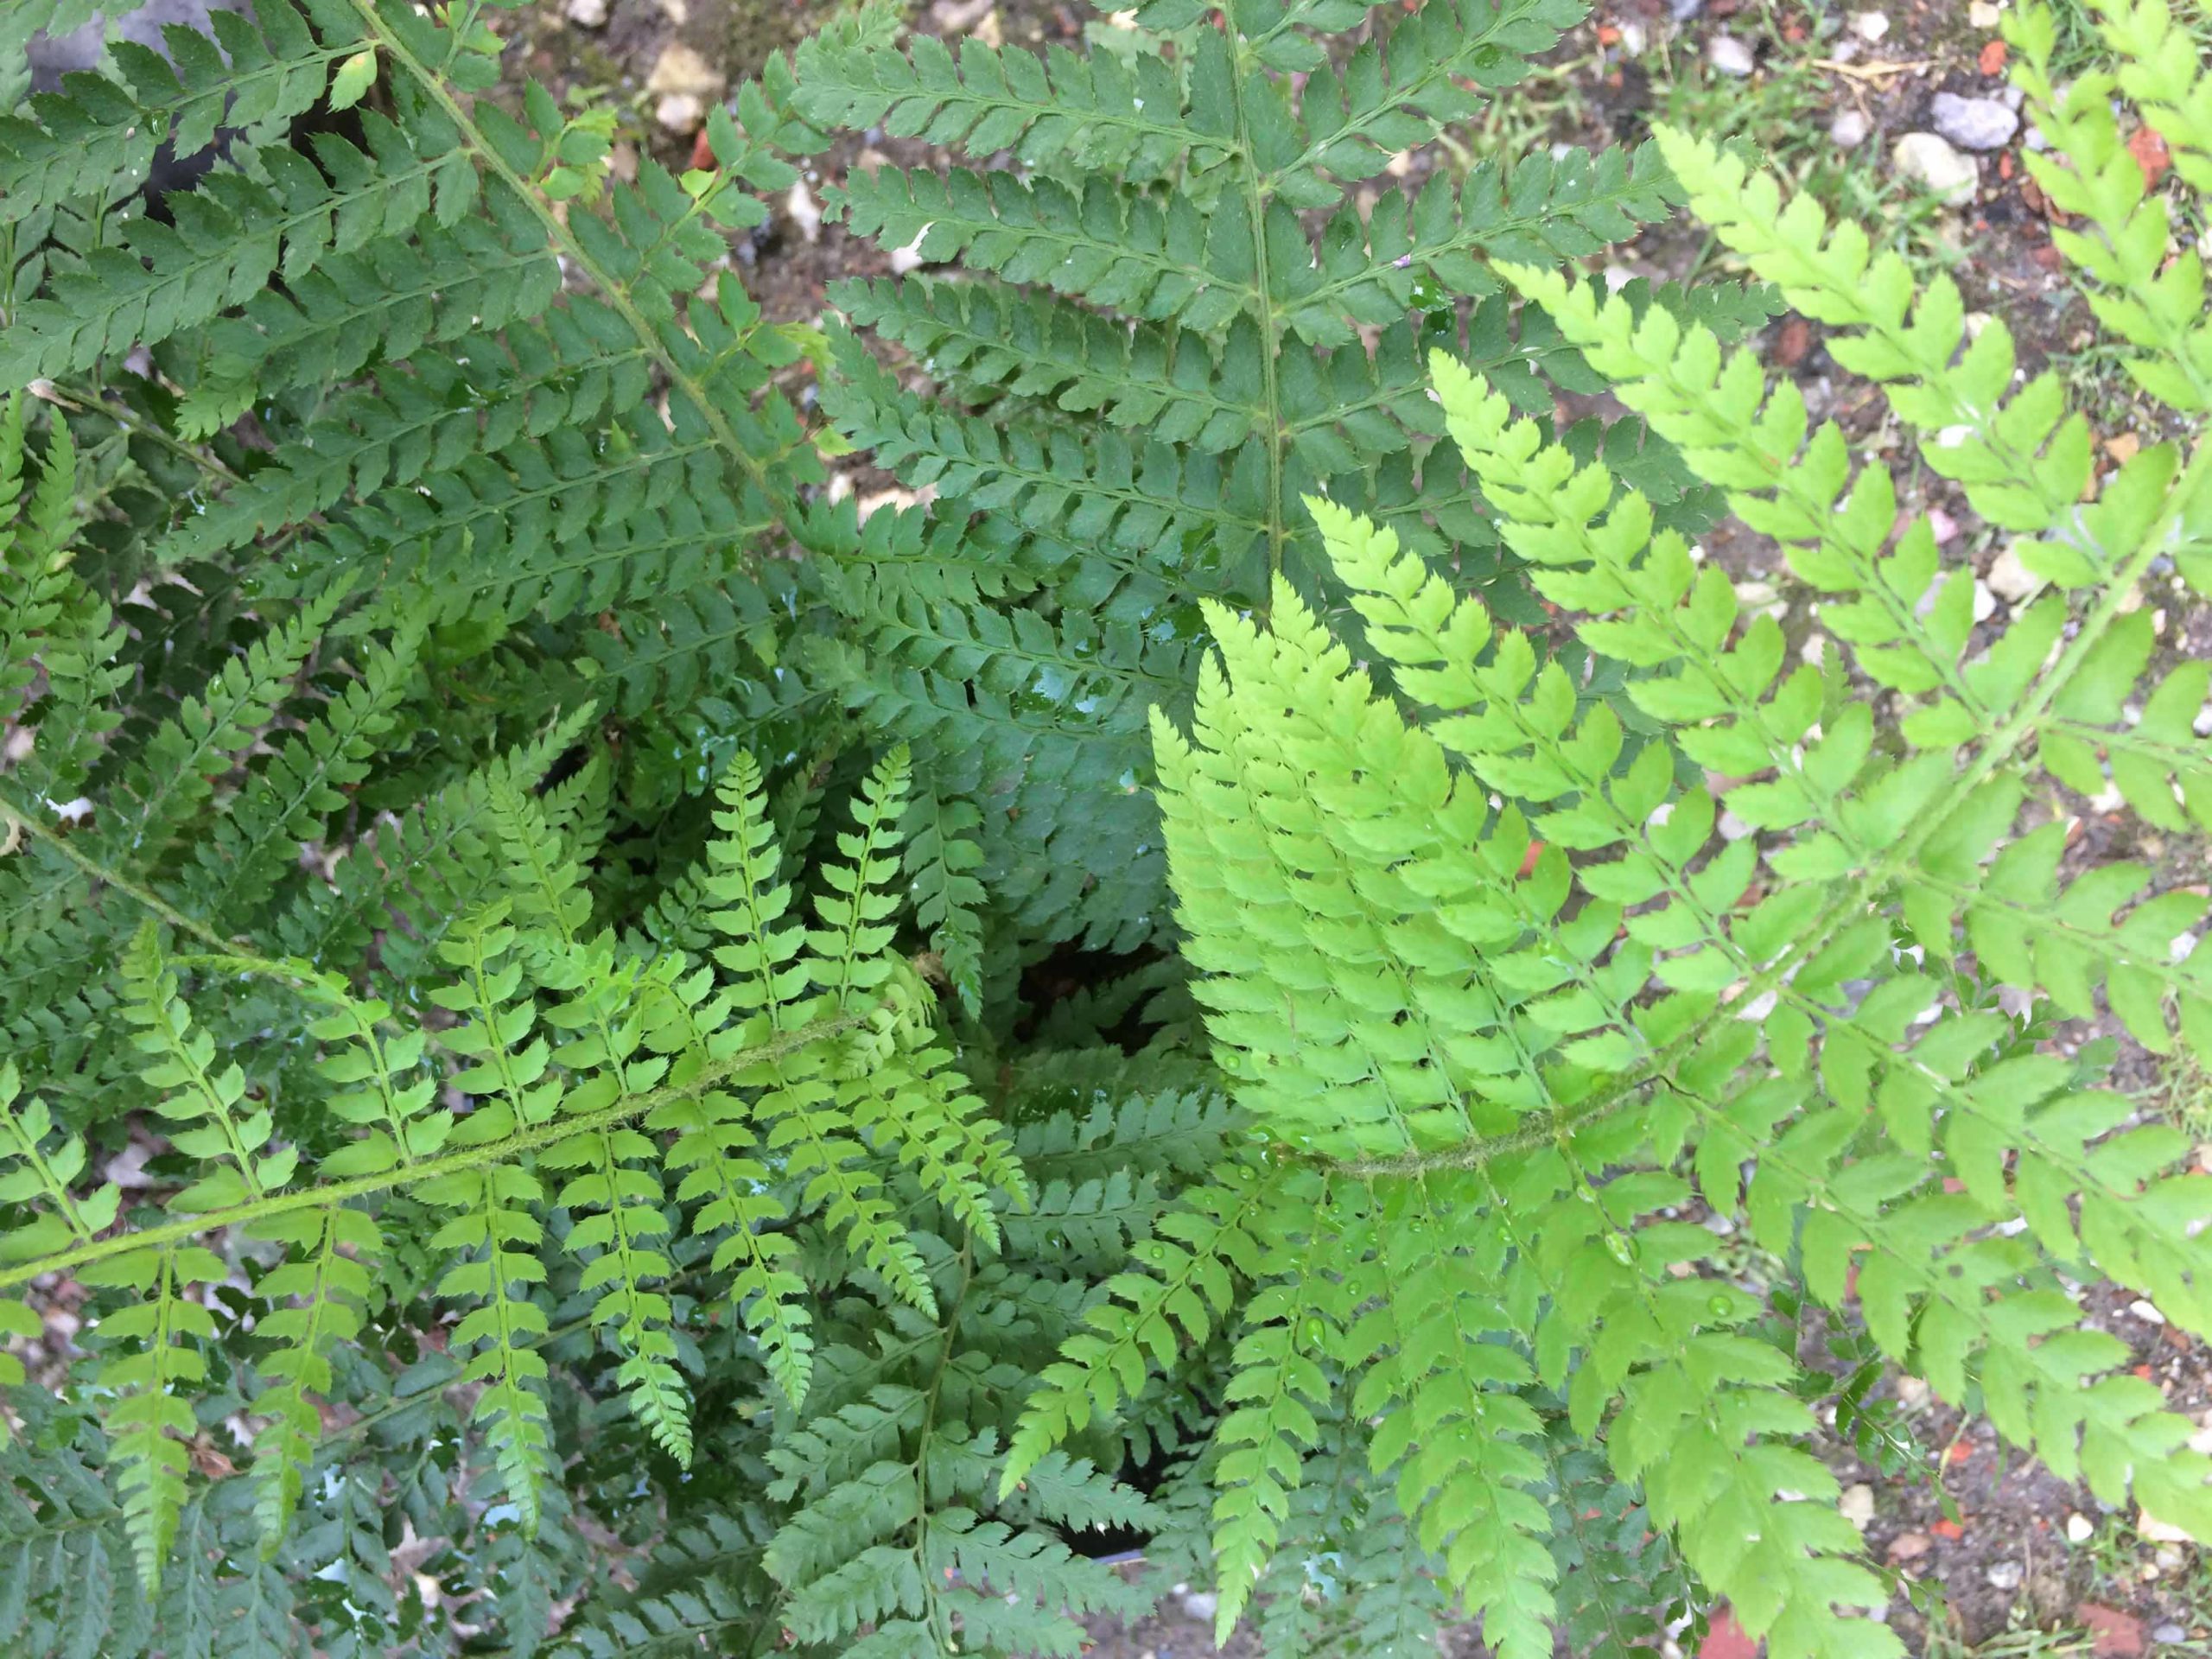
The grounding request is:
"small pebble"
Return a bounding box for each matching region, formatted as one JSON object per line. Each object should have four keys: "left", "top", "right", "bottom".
{"left": 2154, "top": 1625, "right": 2187, "bottom": 1644}
{"left": 1707, "top": 35, "right": 1755, "bottom": 75}
{"left": 1932, "top": 92, "right": 2022, "bottom": 151}
{"left": 564, "top": 0, "right": 607, "bottom": 24}
{"left": 1985, "top": 1560, "right": 2023, "bottom": 1591}
{"left": 1181, "top": 1591, "right": 1219, "bottom": 1622}
{"left": 1840, "top": 1484, "right": 1875, "bottom": 1529}
{"left": 2156, "top": 1543, "right": 2188, "bottom": 1572}
{"left": 2131, "top": 1298, "right": 2167, "bottom": 1325}
{"left": 1830, "top": 108, "right": 1871, "bottom": 148}
{"left": 1852, "top": 10, "right": 1890, "bottom": 40}
{"left": 1968, "top": 0, "right": 2002, "bottom": 22}
{"left": 1892, "top": 132, "right": 1980, "bottom": 206}
{"left": 2140, "top": 1509, "right": 2195, "bottom": 1544}
{"left": 2066, "top": 1512, "right": 2095, "bottom": 1542}
{"left": 785, "top": 180, "right": 823, "bottom": 245}
{"left": 1986, "top": 543, "right": 2044, "bottom": 604}
{"left": 647, "top": 43, "right": 727, "bottom": 100}
{"left": 654, "top": 93, "right": 704, "bottom": 134}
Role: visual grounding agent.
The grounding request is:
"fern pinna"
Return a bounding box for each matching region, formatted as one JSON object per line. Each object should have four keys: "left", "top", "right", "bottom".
{"left": 995, "top": 8, "right": 2212, "bottom": 1655}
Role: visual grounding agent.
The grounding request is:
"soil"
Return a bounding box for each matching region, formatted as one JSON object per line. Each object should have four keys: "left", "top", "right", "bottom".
{"left": 490, "top": 0, "right": 2212, "bottom": 1651}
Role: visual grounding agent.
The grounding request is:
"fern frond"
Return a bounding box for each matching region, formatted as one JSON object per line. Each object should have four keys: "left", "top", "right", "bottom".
{"left": 1097, "top": 106, "right": 2212, "bottom": 1632}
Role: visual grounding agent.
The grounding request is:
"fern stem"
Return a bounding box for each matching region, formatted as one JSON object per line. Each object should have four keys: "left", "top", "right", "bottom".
{"left": 1326, "top": 1089, "right": 1631, "bottom": 1179}
{"left": 39, "top": 383, "right": 244, "bottom": 488}
{"left": 0, "top": 1009, "right": 868, "bottom": 1293}
{"left": 905, "top": 1231, "right": 974, "bottom": 1649}
{"left": 0, "top": 789, "right": 240, "bottom": 952}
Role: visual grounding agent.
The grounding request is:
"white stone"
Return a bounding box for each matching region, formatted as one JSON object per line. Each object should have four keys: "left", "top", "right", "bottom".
{"left": 1707, "top": 35, "right": 1755, "bottom": 75}
{"left": 648, "top": 43, "right": 726, "bottom": 100}
{"left": 1986, "top": 1560, "right": 2023, "bottom": 1591}
{"left": 1830, "top": 108, "right": 1871, "bottom": 149}
{"left": 1893, "top": 132, "right": 1980, "bottom": 206}
{"left": 654, "top": 93, "right": 704, "bottom": 134}
{"left": 2065, "top": 1512, "right": 2095, "bottom": 1543}
{"left": 1972, "top": 580, "right": 1997, "bottom": 622}
{"left": 1840, "top": 1484, "right": 1876, "bottom": 1529}
{"left": 1968, "top": 0, "right": 2002, "bottom": 23}
{"left": 1894, "top": 1376, "right": 1930, "bottom": 1408}
{"left": 1180, "top": 1591, "right": 1219, "bottom": 1622}
{"left": 1852, "top": 10, "right": 1889, "bottom": 40}
{"left": 2132, "top": 1298, "right": 2168, "bottom": 1324}
{"left": 785, "top": 180, "right": 822, "bottom": 244}
{"left": 1932, "top": 92, "right": 2021, "bottom": 151}
{"left": 564, "top": 0, "right": 607, "bottom": 25}
{"left": 1985, "top": 543, "right": 2044, "bottom": 604}
{"left": 2139, "top": 1509, "right": 2196, "bottom": 1544}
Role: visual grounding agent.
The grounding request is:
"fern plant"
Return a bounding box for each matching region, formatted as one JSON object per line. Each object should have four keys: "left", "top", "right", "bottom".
{"left": 7, "top": 0, "right": 2209, "bottom": 1652}
{"left": 993, "top": 3, "right": 2212, "bottom": 1652}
